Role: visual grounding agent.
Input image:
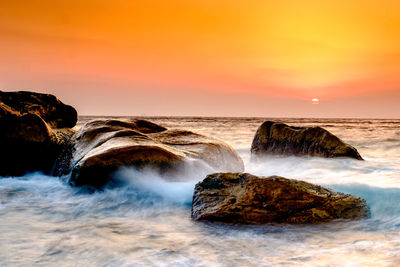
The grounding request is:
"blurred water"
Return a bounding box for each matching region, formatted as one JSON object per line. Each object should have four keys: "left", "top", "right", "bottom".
{"left": 1, "top": 117, "right": 400, "bottom": 266}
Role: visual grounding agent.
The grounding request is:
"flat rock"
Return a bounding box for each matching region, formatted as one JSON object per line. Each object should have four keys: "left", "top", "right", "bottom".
{"left": 192, "top": 173, "right": 369, "bottom": 224}
{"left": 251, "top": 121, "right": 363, "bottom": 160}
{"left": 68, "top": 119, "right": 244, "bottom": 188}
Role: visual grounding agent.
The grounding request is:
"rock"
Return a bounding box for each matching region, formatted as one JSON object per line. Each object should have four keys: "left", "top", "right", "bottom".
{"left": 192, "top": 173, "right": 369, "bottom": 224}
{"left": 68, "top": 119, "right": 244, "bottom": 188}
{"left": 251, "top": 121, "right": 363, "bottom": 160}
{"left": 0, "top": 90, "right": 77, "bottom": 128}
{"left": 0, "top": 91, "right": 77, "bottom": 176}
{"left": 0, "top": 102, "right": 19, "bottom": 118}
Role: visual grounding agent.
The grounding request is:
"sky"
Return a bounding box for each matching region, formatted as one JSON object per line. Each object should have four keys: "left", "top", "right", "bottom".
{"left": 1, "top": 0, "right": 399, "bottom": 118}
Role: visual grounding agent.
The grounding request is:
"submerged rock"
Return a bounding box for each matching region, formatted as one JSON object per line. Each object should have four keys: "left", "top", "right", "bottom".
{"left": 0, "top": 91, "right": 76, "bottom": 176}
{"left": 251, "top": 121, "right": 363, "bottom": 160}
{"left": 68, "top": 119, "right": 244, "bottom": 188}
{"left": 192, "top": 173, "right": 368, "bottom": 224}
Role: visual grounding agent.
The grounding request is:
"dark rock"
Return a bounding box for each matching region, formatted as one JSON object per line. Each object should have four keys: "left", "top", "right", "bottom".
{"left": 0, "top": 91, "right": 76, "bottom": 176}
{"left": 251, "top": 121, "right": 363, "bottom": 160}
{"left": 68, "top": 119, "right": 244, "bottom": 188}
{"left": 192, "top": 173, "right": 369, "bottom": 224}
{"left": 0, "top": 90, "right": 77, "bottom": 128}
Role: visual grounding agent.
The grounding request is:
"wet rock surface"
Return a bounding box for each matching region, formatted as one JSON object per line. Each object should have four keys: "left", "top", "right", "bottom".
{"left": 251, "top": 121, "right": 363, "bottom": 160}
{"left": 68, "top": 119, "right": 244, "bottom": 188}
{"left": 192, "top": 173, "right": 369, "bottom": 224}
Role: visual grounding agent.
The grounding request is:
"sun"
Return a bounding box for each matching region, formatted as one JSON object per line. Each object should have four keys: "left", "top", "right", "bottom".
{"left": 311, "top": 98, "right": 320, "bottom": 104}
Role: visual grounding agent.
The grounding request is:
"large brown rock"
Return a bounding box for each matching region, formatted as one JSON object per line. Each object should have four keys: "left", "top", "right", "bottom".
{"left": 0, "top": 91, "right": 77, "bottom": 176}
{"left": 251, "top": 121, "right": 363, "bottom": 160}
{"left": 192, "top": 173, "right": 369, "bottom": 224}
{"left": 68, "top": 119, "right": 244, "bottom": 188}
{"left": 0, "top": 90, "right": 77, "bottom": 128}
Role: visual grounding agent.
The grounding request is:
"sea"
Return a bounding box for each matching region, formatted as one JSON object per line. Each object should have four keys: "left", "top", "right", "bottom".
{"left": 1, "top": 117, "right": 400, "bottom": 266}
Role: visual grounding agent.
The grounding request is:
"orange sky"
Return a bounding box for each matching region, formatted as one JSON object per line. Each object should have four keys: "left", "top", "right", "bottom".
{"left": 1, "top": 0, "right": 399, "bottom": 117}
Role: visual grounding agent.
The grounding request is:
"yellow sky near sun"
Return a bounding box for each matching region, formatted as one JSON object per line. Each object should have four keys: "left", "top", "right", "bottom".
{"left": 1, "top": 0, "right": 400, "bottom": 103}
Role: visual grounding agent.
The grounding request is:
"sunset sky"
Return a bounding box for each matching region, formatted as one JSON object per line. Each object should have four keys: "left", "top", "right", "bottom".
{"left": 1, "top": 0, "right": 399, "bottom": 118}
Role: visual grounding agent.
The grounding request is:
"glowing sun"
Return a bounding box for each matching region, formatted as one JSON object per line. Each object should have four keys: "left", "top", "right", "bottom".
{"left": 311, "top": 98, "right": 320, "bottom": 104}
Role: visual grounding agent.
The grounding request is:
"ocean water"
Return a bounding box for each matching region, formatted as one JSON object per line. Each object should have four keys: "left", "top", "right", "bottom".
{"left": 1, "top": 117, "right": 400, "bottom": 266}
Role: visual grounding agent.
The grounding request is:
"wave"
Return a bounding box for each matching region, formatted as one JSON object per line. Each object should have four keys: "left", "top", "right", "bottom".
{"left": 111, "top": 167, "right": 197, "bottom": 205}
{"left": 0, "top": 169, "right": 199, "bottom": 220}
{"left": 1, "top": 169, "right": 400, "bottom": 223}
{"left": 330, "top": 184, "right": 400, "bottom": 229}
{"left": 244, "top": 154, "right": 400, "bottom": 189}
{"left": 1, "top": 169, "right": 400, "bottom": 266}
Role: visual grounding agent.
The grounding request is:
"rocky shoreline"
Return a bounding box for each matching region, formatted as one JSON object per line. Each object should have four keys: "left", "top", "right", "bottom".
{"left": 0, "top": 90, "right": 368, "bottom": 224}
